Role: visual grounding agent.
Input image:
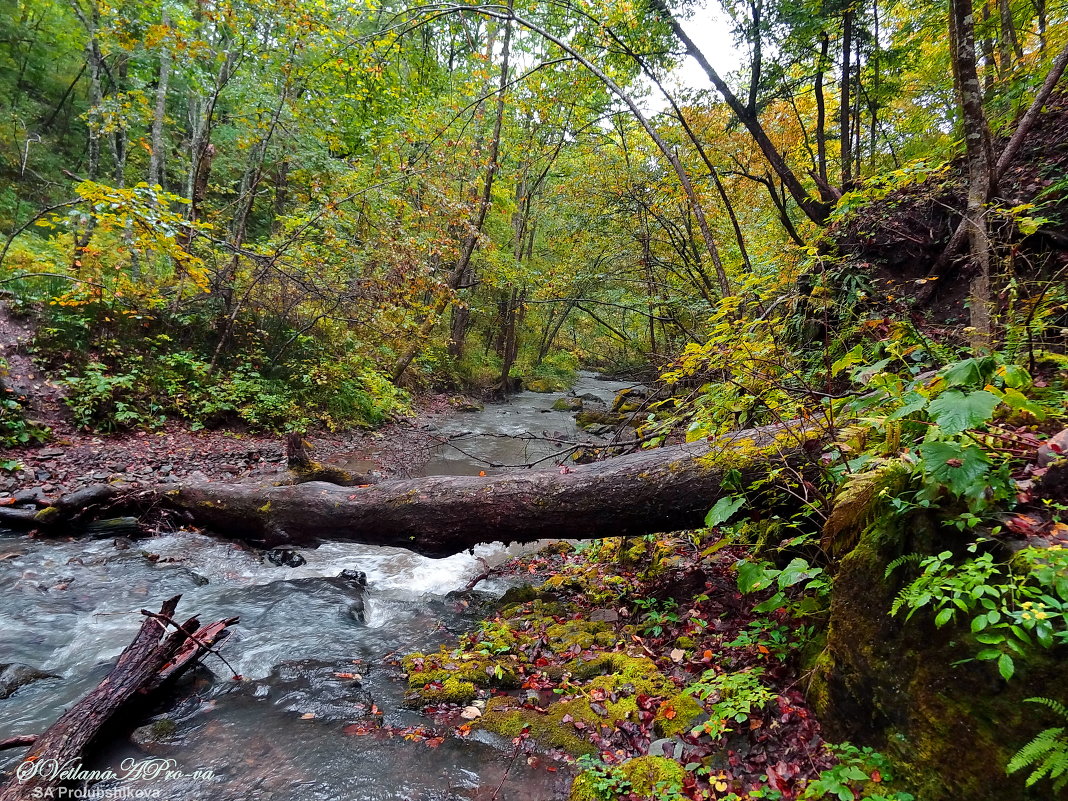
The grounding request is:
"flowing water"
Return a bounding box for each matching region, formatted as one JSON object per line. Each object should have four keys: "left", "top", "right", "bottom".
{"left": 0, "top": 373, "right": 644, "bottom": 800}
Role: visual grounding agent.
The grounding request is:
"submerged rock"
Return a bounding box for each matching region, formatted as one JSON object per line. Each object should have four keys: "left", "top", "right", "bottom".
{"left": 265, "top": 549, "right": 307, "bottom": 568}
{"left": 0, "top": 662, "right": 60, "bottom": 699}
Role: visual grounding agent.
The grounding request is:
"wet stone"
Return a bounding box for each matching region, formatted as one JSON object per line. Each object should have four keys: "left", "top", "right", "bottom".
{"left": 265, "top": 549, "right": 307, "bottom": 568}
{"left": 0, "top": 662, "right": 61, "bottom": 700}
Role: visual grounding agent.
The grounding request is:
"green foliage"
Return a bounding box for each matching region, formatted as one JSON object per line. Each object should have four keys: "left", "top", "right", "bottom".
{"left": 726, "top": 619, "right": 795, "bottom": 662}
{"left": 633, "top": 596, "right": 680, "bottom": 637}
{"left": 887, "top": 545, "right": 1068, "bottom": 680}
{"left": 684, "top": 667, "right": 777, "bottom": 739}
{"left": 1007, "top": 698, "right": 1068, "bottom": 792}
{"left": 799, "top": 743, "right": 913, "bottom": 801}
{"left": 574, "top": 755, "right": 633, "bottom": 800}
{"left": 735, "top": 557, "right": 829, "bottom": 616}
{"left": 0, "top": 358, "right": 49, "bottom": 447}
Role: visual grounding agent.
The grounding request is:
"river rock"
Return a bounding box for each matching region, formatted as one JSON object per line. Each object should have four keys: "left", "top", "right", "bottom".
{"left": 130, "top": 718, "right": 179, "bottom": 752}
{"left": 448, "top": 397, "right": 484, "bottom": 412}
{"left": 0, "top": 662, "right": 60, "bottom": 699}
{"left": 339, "top": 570, "right": 368, "bottom": 622}
{"left": 265, "top": 549, "right": 306, "bottom": 568}
{"left": 551, "top": 397, "right": 583, "bottom": 412}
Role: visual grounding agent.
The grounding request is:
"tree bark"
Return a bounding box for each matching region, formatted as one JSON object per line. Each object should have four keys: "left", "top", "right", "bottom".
{"left": 147, "top": 12, "right": 172, "bottom": 188}
{"left": 0, "top": 598, "right": 237, "bottom": 801}
{"left": 9, "top": 424, "right": 810, "bottom": 559}
{"left": 840, "top": 8, "right": 854, "bottom": 191}
{"left": 950, "top": 0, "right": 996, "bottom": 352}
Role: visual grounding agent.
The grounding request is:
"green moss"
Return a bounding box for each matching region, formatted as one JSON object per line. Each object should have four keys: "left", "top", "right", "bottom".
{"left": 654, "top": 692, "right": 704, "bottom": 738}
{"left": 408, "top": 676, "right": 478, "bottom": 706}
{"left": 475, "top": 696, "right": 597, "bottom": 755}
{"left": 569, "top": 756, "right": 686, "bottom": 801}
{"left": 545, "top": 619, "right": 612, "bottom": 653}
{"left": 149, "top": 718, "right": 177, "bottom": 739}
{"left": 402, "top": 649, "right": 519, "bottom": 694}
{"left": 525, "top": 377, "right": 569, "bottom": 392}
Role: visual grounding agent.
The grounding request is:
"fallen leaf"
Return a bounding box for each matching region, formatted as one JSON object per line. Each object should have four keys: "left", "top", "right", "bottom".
{"left": 300, "top": 712, "right": 315, "bottom": 720}
{"left": 670, "top": 648, "right": 685, "bottom": 663}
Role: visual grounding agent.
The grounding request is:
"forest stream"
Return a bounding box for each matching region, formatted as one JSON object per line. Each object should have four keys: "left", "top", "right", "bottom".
{"left": 0, "top": 373, "right": 642, "bottom": 801}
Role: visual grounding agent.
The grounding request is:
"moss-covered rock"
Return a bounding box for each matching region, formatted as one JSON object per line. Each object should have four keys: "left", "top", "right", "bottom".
{"left": 654, "top": 692, "right": 704, "bottom": 738}
{"left": 568, "top": 755, "right": 686, "bottom": 801}
{"left": 474, "top": 696, "right": 598, "bottom": 756}
{"left": 402, "top": 648, "right": 520, "bottom": 707}
{"left": 808, "top": 513, "right": 1068, "bottom": 801}
{"left": 525, "top": 377, "right": 569, "bottom": 393}
{"left": 552, "top": 396, "right": 584, "bottom": 412}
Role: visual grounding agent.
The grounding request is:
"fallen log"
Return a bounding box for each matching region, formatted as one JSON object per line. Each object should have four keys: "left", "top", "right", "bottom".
{"left": 6, "top": 423, "right": 815, "bottom": 558}
{"left": 0, "top": 596, "right": 238, "bottom": 801}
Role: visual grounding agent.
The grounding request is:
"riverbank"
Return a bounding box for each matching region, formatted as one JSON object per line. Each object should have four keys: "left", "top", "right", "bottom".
{"left": 397, "top": 536, "right": 914, "bottom": 801}
{"left": 0, "top": 396, "right": 458, "bottom": 501}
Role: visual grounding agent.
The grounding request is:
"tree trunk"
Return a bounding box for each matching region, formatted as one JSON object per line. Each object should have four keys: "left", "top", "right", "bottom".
{"left": 11, "top": 425, "right": 811, "bottom": 559}
{"left": 815, "top": 32, "right": 831, "bottom": 199}
{"left": 148, "top": 12, "right": 172, "bottom": 188}
{"left": 950, "top": 0, "right": 996, "bottom": 352}
{"left": 840, "top": 8, "right": 854, "bottom": 191}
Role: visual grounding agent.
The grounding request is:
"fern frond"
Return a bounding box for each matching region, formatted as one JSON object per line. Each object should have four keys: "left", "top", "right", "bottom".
{"left": 822, "top": 459, "right": 911, "bottom": 555}
{"left": 1026, "top": 697, "right": 1068, "bottom": 719}
{"left": 884, "top": 552, "right": 925, "bottom": 579}
{"left": 1009, "top": 698, "right": 1068, "bottom": 792}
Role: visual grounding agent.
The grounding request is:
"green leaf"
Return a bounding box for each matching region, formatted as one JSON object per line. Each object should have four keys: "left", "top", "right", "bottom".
{"left": 926, "top": 389, "right": 1000, "bottom": 434}
{"left": 942, "top": 357, "right": 997, "bottom": 388}
{"left": 996, "top": 364, "right": 1031, "bottom": 390}
{"left": 935, "top": 608, "right": 954, "bottom": 626}
{"left": 777, "top": 557, "right": 822, "bottom": 588}
{"left": 832, "top": 345, "right": 864, "bottom": 377}
{"left": 706, "top": 496, "right": 745, "bottom": 528}
{"left": 887, "top": 392, "right": 929, "bottom": 420}
{"left": 917, "top": 441, "right": 992, "bottom": 497}
{"left": 998, "top": 653, "right": 1015, "bottom": 680}
{"left": 736, "top": 560, "right": 776, "bottom": 594}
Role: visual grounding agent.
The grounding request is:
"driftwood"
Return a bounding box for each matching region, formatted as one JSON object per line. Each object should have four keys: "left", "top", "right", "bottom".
{"left": 4, "top": 423, "right": 813, "bottom": 558}
{"left": 0, "top": 596, "right": 238, "bottom": 801}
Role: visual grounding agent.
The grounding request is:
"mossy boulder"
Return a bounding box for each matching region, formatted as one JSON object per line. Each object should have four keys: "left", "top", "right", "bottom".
{"left": 525, "top": 377, "right": 570, "bottom": 393}
{"left": 569, "top": 756, "right": 686, "bottom": 801}
{"left": 808, "top": 514, "right": 1068, "bottom": 801}
{"left": 402, "top": 649, "right": 520, "bottom": 706}
{"left": 552, "top": 396, "right": 584, "bottom": 412}
{"left": 474, "top": 695, "right": 598, "bottom": 755}
{"left": 575, "top": 409, "right": 619, "bottom": 430}
{"left": 654, "top": 692, "right": 704, "bottom": 738}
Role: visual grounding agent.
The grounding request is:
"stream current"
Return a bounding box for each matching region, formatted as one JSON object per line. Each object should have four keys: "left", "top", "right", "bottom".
{"left": 0, "top": 372, "right": 642, "bottom": 801}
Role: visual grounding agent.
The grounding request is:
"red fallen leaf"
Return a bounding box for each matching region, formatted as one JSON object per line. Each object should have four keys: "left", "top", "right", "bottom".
{"left": 0, "top": 498, "right": 16, "bottom": 506}
{"left": 545, "top": 766, "right": 557, "bottom": 773}
{"left": 702, "top": 650, "right": 714, "bottom": 661}
{"left": 343, "top": 723, "right": 372, "bottom": 736}
{"left": 425, "top": 737, "right": 445, "bottom": 748}
{"left": 871, "top": 770, "right": 882, "bottom": 783}
{"left": 589, "top": 687, "right": 608, "bottom": 701}
{"left": 663, "top": 706, "right": 677, "bottom": 720}
{"left": 561, "top": 714, "right": 573, "bottom": 723}
{"left": 572, "top": 720, "right": 587, "bottom": 730}
{"left": 1005, "top": 514, "right": 1047, "bottom": 536}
